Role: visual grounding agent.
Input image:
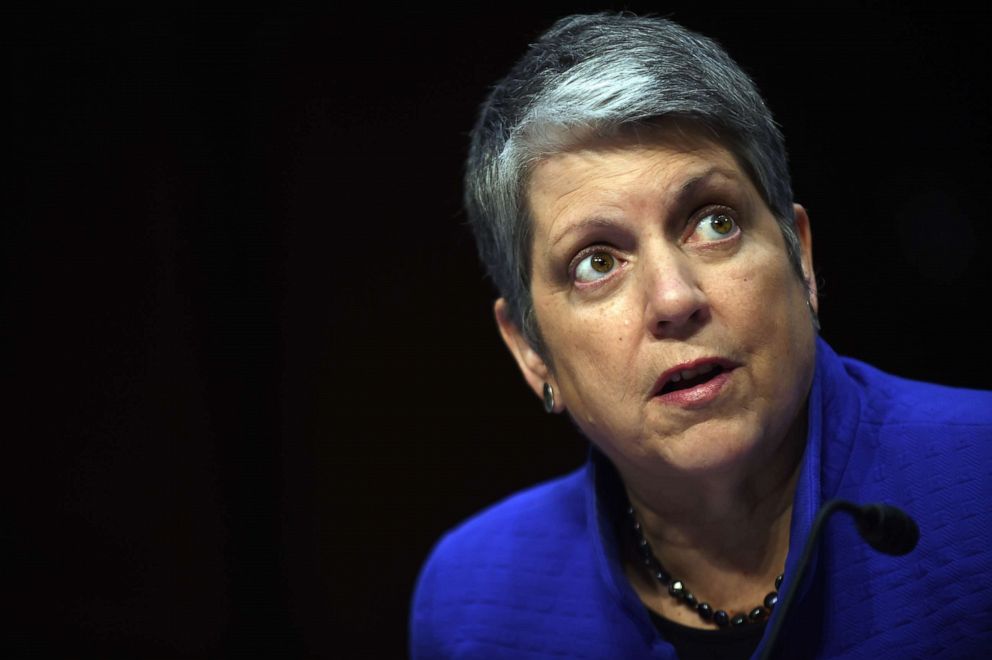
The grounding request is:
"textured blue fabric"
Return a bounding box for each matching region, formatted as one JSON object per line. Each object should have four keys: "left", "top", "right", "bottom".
{"left": 411, "top": 338, "right": 992, "bottom": 658}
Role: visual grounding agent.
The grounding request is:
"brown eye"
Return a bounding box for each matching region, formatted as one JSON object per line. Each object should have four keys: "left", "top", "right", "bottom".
{"left": 710, "top": 214, "right": 734, "bottom": 234}
{"left": 591, "top": 253, "right": 614, "bottom": 272}
{"left": 575, "top": 251, "right": 618, "bottom": 283}
{"left": 690, "top": 212, "right": 740, "bottom": 243}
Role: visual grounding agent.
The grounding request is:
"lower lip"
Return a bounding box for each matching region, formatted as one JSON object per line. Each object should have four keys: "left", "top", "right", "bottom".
{"left": 654, "top": 369, "right": 733, "bottom": 408}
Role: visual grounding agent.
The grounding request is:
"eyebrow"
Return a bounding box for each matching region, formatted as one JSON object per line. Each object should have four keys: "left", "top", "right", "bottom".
{"left": 671, "top": 167, "right": 741, "bottom": 206}
{"left": 549, "top": 216, "right": 620, "bottom": 250}
{"left": 547, "top": 167, "right": 742, "bottom": 250}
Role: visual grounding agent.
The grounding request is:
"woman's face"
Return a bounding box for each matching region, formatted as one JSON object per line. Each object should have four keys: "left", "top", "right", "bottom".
{"left": 497, "top": 130, "right": 817, "bottom": 482}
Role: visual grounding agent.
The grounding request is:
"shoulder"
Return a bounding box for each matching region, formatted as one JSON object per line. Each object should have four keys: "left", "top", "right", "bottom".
{"left": 813, "top": 350, "right": 992, "bottom": 657}
{"left": 815, "top": 340, "right": 992, "bottom": 481}
{"left": 413, "top": 466, "right": 587, "bottom": 591}
{"left": 410, "top": 467, "right": 596, "bottom": 658}
{"left": 839, "top": 353, "right": 992, "bottom": 429}
{"left": 442, "top": 466, "right": 588, "bottom": 546}
{"left": 823, "top": 348, "right": 992, "bottom": 537}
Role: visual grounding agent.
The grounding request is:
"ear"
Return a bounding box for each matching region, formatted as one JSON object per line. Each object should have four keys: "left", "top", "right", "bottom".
{"left": 494, "top": 298, "right": 561, "bottom": 412}
{"left": 793, "top": 203, "right": 818, "bottom": 314}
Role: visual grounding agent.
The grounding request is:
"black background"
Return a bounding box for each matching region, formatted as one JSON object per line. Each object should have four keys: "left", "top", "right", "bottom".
{"left": 6, "top": 5, "right": 990, "bottom": 658}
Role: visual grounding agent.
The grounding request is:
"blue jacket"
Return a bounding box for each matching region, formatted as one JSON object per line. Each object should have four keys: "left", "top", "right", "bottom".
{"left": 411, "top": 339, "right": 992, "bottom": 658}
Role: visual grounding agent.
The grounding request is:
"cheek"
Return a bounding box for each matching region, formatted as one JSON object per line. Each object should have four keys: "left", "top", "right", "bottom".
{"left": 711, "top": 254, "right": 811, "bottom": 359}
{"left": 546, "top": 293, "right": 636, "bottom": 356}
{"left": 718, "top": 245, "right": 804, "bottom": 313}
{"left": 541, "top": 297, "right": 642, "bottom": 411}
{"left": 719, "top": 254, "right": 815, "bottom": 381}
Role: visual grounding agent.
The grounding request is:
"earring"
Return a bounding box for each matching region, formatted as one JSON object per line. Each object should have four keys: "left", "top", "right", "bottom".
{"left": 542, "top": 383, "right": 555, "bottom": 413}
{"left": 806, "top": 298, "right": 821, "bottom": 331}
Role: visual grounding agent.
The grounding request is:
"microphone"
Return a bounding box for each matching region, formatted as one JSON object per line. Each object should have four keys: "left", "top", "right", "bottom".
{"left": 853, "top": 502, "right": 920, "bottom": 556}
{"left": 757, "top": 499, "right": 919, "bottom": 660}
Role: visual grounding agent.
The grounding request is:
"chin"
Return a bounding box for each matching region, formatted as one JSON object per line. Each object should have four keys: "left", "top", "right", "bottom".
{"left": 651, "top": 420, "right": 779, "bottom": 476}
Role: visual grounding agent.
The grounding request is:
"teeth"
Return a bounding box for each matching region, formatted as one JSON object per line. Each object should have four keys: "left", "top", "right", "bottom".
{"left": 669, "top": 363, "right": 715, "bottom": 384}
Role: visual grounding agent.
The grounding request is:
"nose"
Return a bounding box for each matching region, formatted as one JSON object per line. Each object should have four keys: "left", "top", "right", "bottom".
{"left": 642, "top": 253, "right": 708, "bottom": 338}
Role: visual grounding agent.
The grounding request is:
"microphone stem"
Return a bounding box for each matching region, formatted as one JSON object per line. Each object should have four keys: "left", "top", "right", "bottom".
{"left": 757, "top": 499, "right": 859, "bottom": 660}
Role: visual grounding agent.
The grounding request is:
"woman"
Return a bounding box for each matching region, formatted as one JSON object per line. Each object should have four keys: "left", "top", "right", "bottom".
{"left": 411, "top": 14, "right": 992, "bottom": 659}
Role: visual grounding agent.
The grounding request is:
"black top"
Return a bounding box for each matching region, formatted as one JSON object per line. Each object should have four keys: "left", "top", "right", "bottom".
{"left": 648, "top": 610, "right": 766, "bottom": 660}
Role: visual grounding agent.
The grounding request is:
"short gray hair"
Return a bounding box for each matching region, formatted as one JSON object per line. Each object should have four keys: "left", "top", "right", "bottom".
{"left": 465, "top": 13, "right": 808, "bottom": 352}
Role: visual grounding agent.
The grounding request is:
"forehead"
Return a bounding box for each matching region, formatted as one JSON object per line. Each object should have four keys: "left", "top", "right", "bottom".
{"left": 526, "top": 131, "right": 753, "bottom": 233}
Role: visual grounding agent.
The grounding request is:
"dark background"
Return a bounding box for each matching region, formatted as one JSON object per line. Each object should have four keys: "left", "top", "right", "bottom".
{"left": 6, "top": 5, "right": 990, "bottom": 658}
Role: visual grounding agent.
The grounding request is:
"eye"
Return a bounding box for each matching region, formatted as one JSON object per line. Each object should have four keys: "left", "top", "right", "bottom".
{"left": 574, "top": 250, "right": 618, "bottom": 283}
{"left": 690, "top": 211, "right": 740, "bottom": 243}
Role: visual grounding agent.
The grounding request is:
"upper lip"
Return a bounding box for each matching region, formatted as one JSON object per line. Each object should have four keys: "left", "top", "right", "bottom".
{"left": 651, "top": 356, "right": 739, "bottom": 397}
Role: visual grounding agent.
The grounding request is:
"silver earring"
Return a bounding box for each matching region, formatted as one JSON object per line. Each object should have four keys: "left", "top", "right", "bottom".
{"left": 542, "top": 383, "right": 555, "bottom": 413}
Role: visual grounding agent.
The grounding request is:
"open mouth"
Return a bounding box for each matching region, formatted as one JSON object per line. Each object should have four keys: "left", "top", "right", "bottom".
{"left": 658, "top": 364, "right": 727, "bottom": 395}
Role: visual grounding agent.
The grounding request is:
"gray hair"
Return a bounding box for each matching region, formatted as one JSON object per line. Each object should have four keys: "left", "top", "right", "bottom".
{"left": 465, "top": 13, "right": 809, "bottom": 353}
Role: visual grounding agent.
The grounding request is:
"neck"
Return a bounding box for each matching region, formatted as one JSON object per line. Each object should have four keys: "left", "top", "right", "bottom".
{"left": 623, "top": 406, "right": 805, "bottom": 550}
{"left": 615, "top": 408, "right": 807, "bottom": 625}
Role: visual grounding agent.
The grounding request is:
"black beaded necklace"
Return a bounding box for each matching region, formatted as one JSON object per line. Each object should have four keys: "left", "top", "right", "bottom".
{"left": 627, "top": 505, "right": 782, "bottom": 628}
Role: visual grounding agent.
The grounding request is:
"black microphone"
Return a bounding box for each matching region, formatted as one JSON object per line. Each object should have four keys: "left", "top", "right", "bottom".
{"left": 757, "top": 499, "right": 919, "bottom": 660}
{"left": 853, "top": 502, "right": 919, "bottom": 556}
